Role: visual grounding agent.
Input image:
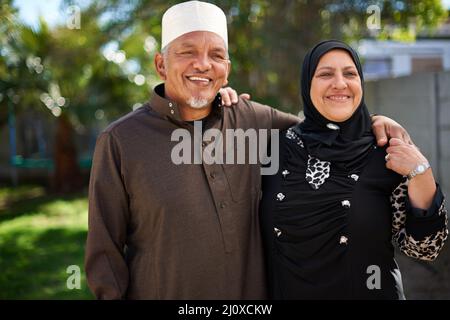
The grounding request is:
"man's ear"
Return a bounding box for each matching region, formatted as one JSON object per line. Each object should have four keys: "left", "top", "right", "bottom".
{"left": 223, "top": 59, "right": 231, "bottom": 86}
{"left": 154, "top": 53, "right": 167, "bottom": 80}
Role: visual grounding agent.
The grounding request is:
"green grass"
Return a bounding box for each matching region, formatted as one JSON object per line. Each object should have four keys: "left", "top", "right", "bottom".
{"left": 0, "top": 185, "right": 94, "bottom": 299}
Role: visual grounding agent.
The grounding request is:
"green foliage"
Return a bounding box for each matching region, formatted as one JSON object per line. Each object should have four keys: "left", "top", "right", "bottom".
{"left": 1, "top": 0, "right": 448, "bottom": 123}
{"left": 0, "top": 0, "right": 448, "bottom": 299}
{"left": 0, "top": 186, "right": 93, "bottom": 299}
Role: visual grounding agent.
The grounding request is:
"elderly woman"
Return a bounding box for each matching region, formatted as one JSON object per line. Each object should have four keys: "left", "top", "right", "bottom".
{"left": 260, "top": 40, "right": 448, "bottom": 300}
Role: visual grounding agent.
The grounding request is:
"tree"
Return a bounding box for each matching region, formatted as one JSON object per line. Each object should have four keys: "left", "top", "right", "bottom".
{"left": 2, "top": 1, "right": 157, "bottom": 191}
{"left": 2, "top": 0, "right": 447, "bottom": 190}
{"left": 94, "top": 0, "right": 447, "bottom": 112}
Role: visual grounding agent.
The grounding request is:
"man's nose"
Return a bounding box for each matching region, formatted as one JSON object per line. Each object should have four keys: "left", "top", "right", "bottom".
{"left": 193, "top": 54, "right": 212, "bottom": 72}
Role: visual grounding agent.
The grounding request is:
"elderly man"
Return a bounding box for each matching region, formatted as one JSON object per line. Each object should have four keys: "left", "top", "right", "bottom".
{"left": 85, "top": 1, "right": 411, "bottom": 299}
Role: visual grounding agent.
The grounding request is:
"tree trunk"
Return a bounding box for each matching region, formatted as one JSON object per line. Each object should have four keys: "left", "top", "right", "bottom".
{"left": 53, "top": 114, "right": 83, "bottom": 193}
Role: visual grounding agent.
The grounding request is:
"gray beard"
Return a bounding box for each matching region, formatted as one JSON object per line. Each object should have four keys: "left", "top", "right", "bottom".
{"left": 187, "top": 97, "right": 209, "bottom": 109}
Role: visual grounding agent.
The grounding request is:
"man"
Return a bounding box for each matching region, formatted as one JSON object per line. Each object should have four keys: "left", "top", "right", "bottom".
{"left": 85, "top": 0, "right": 411, "bottom": 299}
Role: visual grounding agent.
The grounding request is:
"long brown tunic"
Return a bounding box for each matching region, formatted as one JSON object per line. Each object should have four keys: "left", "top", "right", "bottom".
{"left": 85, "top": 84, "right": 299, "bottom": 299}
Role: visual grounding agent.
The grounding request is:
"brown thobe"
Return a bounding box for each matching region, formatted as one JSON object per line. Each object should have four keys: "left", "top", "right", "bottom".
{"left": 85, "top": 84, "right": 299, "bottom": 299}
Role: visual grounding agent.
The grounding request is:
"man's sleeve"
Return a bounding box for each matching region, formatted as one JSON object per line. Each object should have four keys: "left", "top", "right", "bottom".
{"left": 85, "top": 131, "right": 130, "bottom": 299}
{"left": 246, "top": 99, "right": 301, "bottom": 130}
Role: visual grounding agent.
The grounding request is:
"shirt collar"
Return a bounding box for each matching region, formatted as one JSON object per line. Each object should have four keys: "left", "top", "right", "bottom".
{"left": 148, "top": 83, "right": 224, "bottom": 122}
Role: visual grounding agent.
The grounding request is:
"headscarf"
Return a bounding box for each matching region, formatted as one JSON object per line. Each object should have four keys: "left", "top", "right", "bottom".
{"left": 293, "top": 40, "right": 375, "bottom": 170}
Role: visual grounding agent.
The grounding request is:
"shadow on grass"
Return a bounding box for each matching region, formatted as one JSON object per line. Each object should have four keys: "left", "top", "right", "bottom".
{"left": 0, "top": 192, "right": 87, "bottom": 224}
{"left": 0, "top": 227, "right": 93, "bottom": 299}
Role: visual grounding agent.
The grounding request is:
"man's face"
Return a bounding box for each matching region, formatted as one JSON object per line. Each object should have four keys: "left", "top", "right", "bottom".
{"left": 155, "top": 31, "right": 231, "bottom": 109}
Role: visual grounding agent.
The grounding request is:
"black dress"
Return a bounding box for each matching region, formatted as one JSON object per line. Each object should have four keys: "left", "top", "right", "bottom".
{"left": 260, "top": 127, "right": 448, "bottom": 300}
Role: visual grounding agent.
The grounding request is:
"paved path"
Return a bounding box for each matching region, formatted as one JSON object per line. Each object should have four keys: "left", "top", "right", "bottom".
{"left": 396, "top": 243, "right": 450, "bottom": 299}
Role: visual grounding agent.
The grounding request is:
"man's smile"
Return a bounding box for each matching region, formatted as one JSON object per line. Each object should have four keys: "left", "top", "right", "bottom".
{"left": 186, "top": 75, "right": 212, "bottom": 86}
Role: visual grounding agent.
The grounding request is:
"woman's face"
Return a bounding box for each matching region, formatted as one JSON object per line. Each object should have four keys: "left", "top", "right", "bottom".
{"left": 310, "top": 49, "right": 362, "bottom": 123}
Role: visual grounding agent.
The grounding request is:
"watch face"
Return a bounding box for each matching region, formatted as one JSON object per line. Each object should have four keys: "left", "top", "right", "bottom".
{"left": 417, "top": 165, "right": 425, "bottom": 173}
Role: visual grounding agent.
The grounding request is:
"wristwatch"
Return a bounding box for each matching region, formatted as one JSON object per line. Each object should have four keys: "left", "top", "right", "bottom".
{"left": 407, "top": 162, "right": 430, "bottom": 180}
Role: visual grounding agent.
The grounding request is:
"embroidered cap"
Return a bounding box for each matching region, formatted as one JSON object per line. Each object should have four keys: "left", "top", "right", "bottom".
{"left": 161, "top": 1, "right": 228, "bottom": 50}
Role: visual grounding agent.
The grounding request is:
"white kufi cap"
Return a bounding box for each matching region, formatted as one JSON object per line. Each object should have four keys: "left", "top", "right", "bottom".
{"left": 161, "top": 1, "right": 228, "bottom": 50}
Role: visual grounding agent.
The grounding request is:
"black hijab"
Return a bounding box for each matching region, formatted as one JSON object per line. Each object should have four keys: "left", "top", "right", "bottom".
{"left": 293, "top": 40, "right": 375, "bottom": 170}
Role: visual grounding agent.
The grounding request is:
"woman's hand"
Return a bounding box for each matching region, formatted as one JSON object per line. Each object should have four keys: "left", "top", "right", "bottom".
{"left": 386, "top": 138, "right": 427, "bottom": 176}
{"left": 386, "top": 138, "right": 436, "bottom": 210}
{"left": 371, "top": 115, "right": 413, "bottom": 146}
{"left": 219, "top": 87, "right": 251, "bottom": 106}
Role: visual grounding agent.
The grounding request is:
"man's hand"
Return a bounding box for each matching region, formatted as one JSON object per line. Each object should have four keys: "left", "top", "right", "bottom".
{"left": 219, "top": 87, "right": 251, "bottom": 107}
{"left": 371, "top": 115, "right": 413, "bottom": 146}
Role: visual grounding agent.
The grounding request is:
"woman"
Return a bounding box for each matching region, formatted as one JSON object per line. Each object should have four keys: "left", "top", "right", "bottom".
{"left": 260, "top": 40, "right": 448, "bottom": 299}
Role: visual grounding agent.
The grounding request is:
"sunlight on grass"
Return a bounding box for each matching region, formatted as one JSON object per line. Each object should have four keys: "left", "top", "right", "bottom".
{"left": 0, "top": 186, "right": 93, "bottom": 299}
{"left": 0, "top": 185, "right": 46, "bottom": 210}
{"left": 0, "top": 199, "right": 88, "bottom": 231}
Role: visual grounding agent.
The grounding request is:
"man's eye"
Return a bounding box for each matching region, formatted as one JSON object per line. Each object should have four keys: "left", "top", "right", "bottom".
{"left": 345, "top": 72, "right": 357, "bottom": 77}
{"left": 179, "top": 51, "right": 193, "bottom": 56}
{"left": 318, "top": 73, "right": 332, "bottom": 77}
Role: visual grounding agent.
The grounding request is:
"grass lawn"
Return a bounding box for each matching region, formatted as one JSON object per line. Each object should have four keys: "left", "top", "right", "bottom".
{"left": 0, "top": 185, "right": 94, "bottom": 299}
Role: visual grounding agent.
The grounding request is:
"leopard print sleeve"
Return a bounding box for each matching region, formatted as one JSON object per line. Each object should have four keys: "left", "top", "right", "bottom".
{"left": 391, "top": 177, "right": 449, "bottom": 261}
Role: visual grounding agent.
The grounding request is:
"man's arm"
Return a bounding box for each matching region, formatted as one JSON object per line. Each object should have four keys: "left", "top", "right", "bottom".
{"left": 219, "top": 88, "right": 412, "bottom": 143}
{"left": 251, "top": 101, "right": 413, "bottom": 143}
{"left": 219, "top": 87, "right": 300, "bottom": 130}
{"left": 251, "top": 101, "right": 301, "bottom": 130}
{"left": 85, "top": 131, "right": 130, "bottom": 299}
{"left": 253, "top": 103, "right": 413, "bottom": 143}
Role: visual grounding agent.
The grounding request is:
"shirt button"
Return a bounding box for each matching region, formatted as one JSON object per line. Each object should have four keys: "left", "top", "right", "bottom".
{"left": 202, "top": 141, "right": 208, "bottom": 148}
{"left": 349, "top": 174, "right": 359, "bottom": 181}
{"left": 169, "top": 102, "right": 173, "bottom": 107}
{"left": 220, "top": 202, "right": 227, "bottom": 209}
{"left": 210, "top": 172, "right": 216, "bottom": 179}
{"left": 274, "top": 227, "right": 282, "bottom": 237}
{"left": 282, "top": 170, "right": 290, "bottom": 178}
{"left": 339, "top": 235, "right": 349, "bottom": 245}
{"left": 170, "top": 110, "right": 175, "bottom": 115}
{"left": 276, "top": 193, "right": 285, "bottom": 201}
{"left": 341, "top": 200, "right": 351, "bottom": 208}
